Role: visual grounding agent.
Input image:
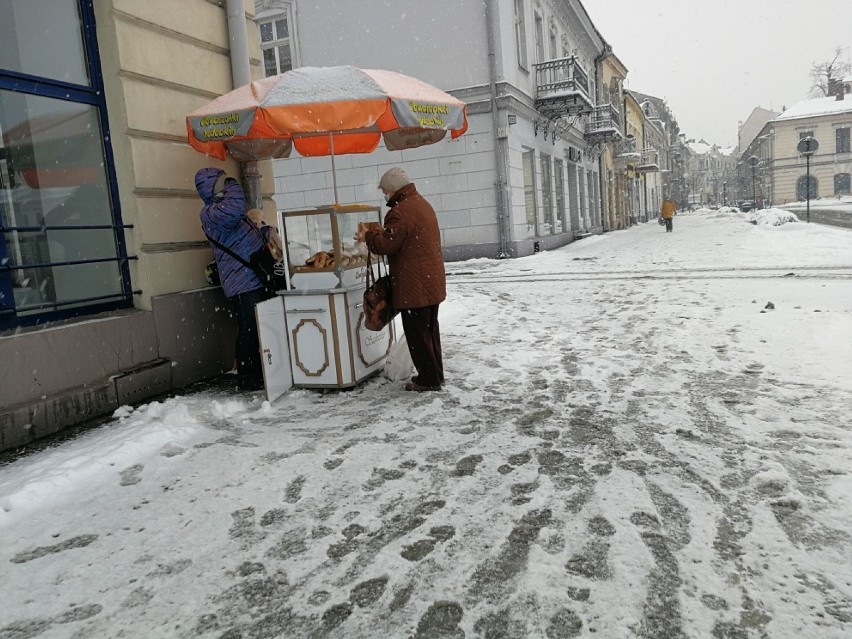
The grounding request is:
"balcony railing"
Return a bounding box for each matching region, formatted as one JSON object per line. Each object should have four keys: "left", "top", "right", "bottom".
{"left": 636, "top": 148, "right": 660, "bottom": 173}
{"left": 585, "top": 103, "right": 622, "bottom": 143}
{"left": 534, "top": 56, "right": 593, "bottom": 117}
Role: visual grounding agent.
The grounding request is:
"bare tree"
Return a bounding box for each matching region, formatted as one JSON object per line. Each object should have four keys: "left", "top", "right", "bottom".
{"left": 809, "top": 47, "right": 851, "bottom": 97}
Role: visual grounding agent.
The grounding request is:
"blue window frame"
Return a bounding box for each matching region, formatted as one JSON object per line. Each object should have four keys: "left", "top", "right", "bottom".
{"left": 0, "top": 0, "right": 134, "bottom": 330}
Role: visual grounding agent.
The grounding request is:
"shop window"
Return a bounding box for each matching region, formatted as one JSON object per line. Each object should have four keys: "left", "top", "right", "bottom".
{"left": 836, "top": 127, "right": 850, "bottom": 154}
{"left": 258, "top": 4, "right": 297, "bottom": 76}
{"left": 0, "top": 0, "right": 131, "bottom": 329}
{"left": 514, "top": 0, "right": 528, "bottom": 70}
{"left": 0, "top": 1, "right": 90, "bottom": 86}
{"left": 522, "top": 149, "right": 537, "bottom": 237}
{"left": 566, "top": 161, "right": 580, "bottom": 229}
{"left": 540, "top": 153, "right": 553, "bottom": 234}
{"left": 835, "top": 173, "right": 851, "bottom": 195}
{"left": 554, "top": 158, "right": 565, "bottom": 233}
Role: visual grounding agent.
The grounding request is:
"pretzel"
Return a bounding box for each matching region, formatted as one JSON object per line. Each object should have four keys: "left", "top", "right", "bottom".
{"left": 305, "top": 250, "right": 344, "bottom": 269}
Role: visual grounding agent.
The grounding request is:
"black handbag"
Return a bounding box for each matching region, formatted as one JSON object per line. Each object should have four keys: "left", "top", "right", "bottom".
{"left": 363, "top": 250, "right": 396, "bottom": 331}
{"left": 247, "top": 239, "right": 287, "bottom": 292}
{"left": 205, "top": 259, "right": 220, "bottom": 286}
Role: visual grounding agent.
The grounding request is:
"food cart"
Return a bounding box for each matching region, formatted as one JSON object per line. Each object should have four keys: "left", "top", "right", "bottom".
{"left": 185, "top": 66, "right": 469, "bottom": 401}
{"left": 255, "top": 204, "right": 394, "bottom": 399}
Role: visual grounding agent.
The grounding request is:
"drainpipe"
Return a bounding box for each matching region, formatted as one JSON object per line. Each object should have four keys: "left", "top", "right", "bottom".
{"left": 485, "top": 0, "right": 510, "bottom": 258}
{"left": 225, "top": 0, "right": 262, "bottom": 210}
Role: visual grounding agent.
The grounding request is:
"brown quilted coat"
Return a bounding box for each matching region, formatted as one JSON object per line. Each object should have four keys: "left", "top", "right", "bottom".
{"left": 365, "top": 183, "right": 446, "bottom": 310}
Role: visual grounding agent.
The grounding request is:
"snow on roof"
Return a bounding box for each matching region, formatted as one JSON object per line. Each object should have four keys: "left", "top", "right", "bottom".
{"left": 688, "top": 140, "right": 712, "bottom": 155}
{"left": 775, "top": 95, "right": 852, "bottom": 121}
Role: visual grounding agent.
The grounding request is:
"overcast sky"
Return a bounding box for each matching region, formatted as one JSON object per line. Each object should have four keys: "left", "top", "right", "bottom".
{"left": 581, "top": 0, "right": 852, "bottom": 149}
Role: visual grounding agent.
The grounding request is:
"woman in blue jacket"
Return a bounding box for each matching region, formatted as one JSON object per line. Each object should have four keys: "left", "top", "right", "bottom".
{"left": 195, "top": 167, "right": 269, "bottom": 391}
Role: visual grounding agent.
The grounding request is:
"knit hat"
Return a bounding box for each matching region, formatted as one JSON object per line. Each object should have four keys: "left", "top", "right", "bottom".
{"left": 378, "top": 167, "right": 412, "bottom": 193}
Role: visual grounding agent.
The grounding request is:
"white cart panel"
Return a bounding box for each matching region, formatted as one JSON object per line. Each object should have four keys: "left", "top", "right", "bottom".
{"left": 255, "top": 296, "right": 293, "bottom": 402}
{"left": 285, "top": 293, "right": 340, "bottom": 387}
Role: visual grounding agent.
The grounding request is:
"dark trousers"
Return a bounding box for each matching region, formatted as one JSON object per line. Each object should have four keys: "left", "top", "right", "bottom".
{"left": 664, "top": 218, "right": 673, "bottom": 232}
{"left": 230, "top": 287, "right": 270, "bottom": 383}
{"left": 400, "top": 304, "right": 444, "bottom": 387}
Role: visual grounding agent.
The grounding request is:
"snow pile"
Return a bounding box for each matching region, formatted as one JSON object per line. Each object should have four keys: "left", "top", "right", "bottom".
{"left": 749, "top": 462, "right": 791, "bottom": 494}
{"left": 709, "top": 206, "right": 746, "bottom": 220}
{"left": 748, "top": 208, "right": 799, "bottom": 226}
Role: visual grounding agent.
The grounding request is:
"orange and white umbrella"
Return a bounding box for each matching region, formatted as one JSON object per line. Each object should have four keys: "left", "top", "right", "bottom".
{"left": 186, "top": 66, "right": 468, "bottom": 162}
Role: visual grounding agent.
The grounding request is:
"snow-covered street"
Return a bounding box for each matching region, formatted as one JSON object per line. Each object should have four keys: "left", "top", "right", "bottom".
{"left": 1, "top": 209, "right": 851, "bottom": 639}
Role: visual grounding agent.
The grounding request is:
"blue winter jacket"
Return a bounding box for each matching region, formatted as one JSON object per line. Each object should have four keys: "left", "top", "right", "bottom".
{"left": 195, "top": 167, "right": 265, "bottom": 299}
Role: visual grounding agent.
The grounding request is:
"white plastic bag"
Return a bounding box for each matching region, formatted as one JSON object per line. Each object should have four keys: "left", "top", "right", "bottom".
{"left": 384, "top": 333, "right": 413, "bottom": 381}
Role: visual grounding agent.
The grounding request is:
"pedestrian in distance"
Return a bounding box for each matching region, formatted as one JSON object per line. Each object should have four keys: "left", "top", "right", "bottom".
{"left": 661, "top": 198, "right": 677, "bottom": 232}
{"left": 195, "top": 167, "right": 272, "bottom": 392}
{"left": 354, "top": 167, "right": 446, "bottom": 392}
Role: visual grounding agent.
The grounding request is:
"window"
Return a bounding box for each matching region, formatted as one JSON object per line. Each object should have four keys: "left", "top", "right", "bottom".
{"left": 0, "top": 0, "right": 131, "bottom": 329}
{"left": 578, "top": 167, "right": 588, "bottom": 224}
{"left": 796, "top": 175, "right": 818, "bottom": 200}
{"left": 836, "top": 127, "right": 850, "bottom": 154}
{"left": 0, "top": 1, "right": 90, "bottom": 85}
{"left": 567, "top": 162, "right": 580, "bottom": 230}
{"left": 540, "top": 154, "right": 553, "bottom": 234}
{"left": 835, "top": 173, "right": 851, "bottom": 195}
{"left": 554, "top": 158, "right": 565, "bottom": 233}
{"left": 259, "top": 4, "right": 297, "bottom": 76}
{"left": 587, "top": 172, "right": 598, "bottom": 225}
{"left": 533, "top": 12, "right": 545, "bottom": 64}
{"left": 514, "top": 0, "right": 528, "bottom": 70}
{"left": 799, "top": 130, "right": 814, "bottom": 140}
{"left": 549, "top": 23, "right": 558, "bottom": 60}
{"left": 522, "top": 149, "right": 537, "bottom": 236}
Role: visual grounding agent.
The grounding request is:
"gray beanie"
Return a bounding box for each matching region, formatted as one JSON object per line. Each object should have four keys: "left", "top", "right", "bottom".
{"left": 378, "top": 167, "right": 412, "bottom": 193}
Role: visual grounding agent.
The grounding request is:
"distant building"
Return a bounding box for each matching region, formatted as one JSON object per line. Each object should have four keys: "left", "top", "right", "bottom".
{"left": 735, "top": 106, "right": 780, "bottom": 206}
{"left": 623, "top": 91, "right": 688, "bottom": 211}
{"left": 686, "top": 140, "right": 736, "bottom": 207}
{"left": 595, "top": 50, "right": 629, "bottom": 231}
{"left": 740, "top": 91, "right": 852, "bottom": 205}
{"left": 738, "top": 107, "right": 780, "bottom": 156}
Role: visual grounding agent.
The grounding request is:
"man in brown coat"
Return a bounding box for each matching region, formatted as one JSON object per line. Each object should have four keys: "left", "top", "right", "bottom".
{"left": 354, "top": 167, "right": 446, "bottom": 392}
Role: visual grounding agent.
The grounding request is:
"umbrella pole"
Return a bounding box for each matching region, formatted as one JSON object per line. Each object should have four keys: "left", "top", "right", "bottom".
{"left": 329, "top": 133, "right": 339, "bottom": 206}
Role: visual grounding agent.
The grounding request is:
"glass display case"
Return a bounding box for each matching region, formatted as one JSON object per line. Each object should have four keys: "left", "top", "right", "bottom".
{"left": 256, "top": 204, "right": 396, "bottom": 395}
{"left": 282, "top": 204, "right": 382, "bottom": 291}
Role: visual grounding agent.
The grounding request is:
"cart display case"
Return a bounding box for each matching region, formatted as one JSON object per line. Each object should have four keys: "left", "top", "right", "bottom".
{"left": 256, "top": 204, "right": 395, "bottom": 397}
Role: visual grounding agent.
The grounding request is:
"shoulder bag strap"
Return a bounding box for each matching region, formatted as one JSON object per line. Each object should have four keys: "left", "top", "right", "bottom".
{"left": 203, "top": 227, "right": 253, "bottom": 269}
{"left": 365, "top": 248, "right": 389, "bottom": 284}
{"left": 365, "top": 249, "right": 376, "bottom": 288}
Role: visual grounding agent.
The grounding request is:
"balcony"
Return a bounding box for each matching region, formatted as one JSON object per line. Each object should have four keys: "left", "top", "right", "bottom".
{"left": 585, "top": 103, "right": 622, "bottom": 144}
{"left": 636, "top": 148, "right": 660, "bottom": 173}
{"left": 534, "top": 56, "right": 593, "bottom": 118}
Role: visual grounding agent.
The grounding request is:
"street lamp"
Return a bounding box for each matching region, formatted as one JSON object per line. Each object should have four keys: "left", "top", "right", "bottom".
{"left": 797, "top": 136, "right": 819, "bottom": 223}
